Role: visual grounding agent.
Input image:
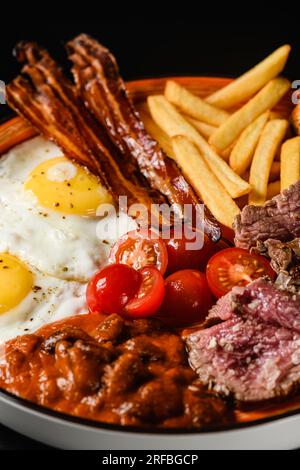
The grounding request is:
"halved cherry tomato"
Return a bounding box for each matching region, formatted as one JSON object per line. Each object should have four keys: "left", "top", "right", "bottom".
{"left": 86, "top": 264, "right": 141, "bottom": 314}
{"left": 86, "top": 263, "right": 165, "bottom": 319}
{"left": 125, "top": 266, "right": 165, "bottom": 318}
{"left": 108, "top": 229, "right": 168, "bottom": 275}
{"left": 163, "top": 226, "right": 219, "bottom": 275}
{"left": 160, "top": 269, "right": 213, "bottom": 327}
{"left": 206, "top": 247, "right": 276, "bottom": 299}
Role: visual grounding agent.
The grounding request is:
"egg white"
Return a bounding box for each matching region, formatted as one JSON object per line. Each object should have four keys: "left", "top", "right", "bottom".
{"left": 0, "top": 263, "right": 87, "bottom": 342}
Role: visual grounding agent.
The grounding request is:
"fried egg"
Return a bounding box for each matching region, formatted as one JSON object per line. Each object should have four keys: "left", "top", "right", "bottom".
{"left": 0, "top": 253, "right": 86, "bottom": 342}
{"left": 0, "top": 136, "right": 137, "bottom": 282}
{"left": 0, "top": 136, "right": 137, "bottom": 342}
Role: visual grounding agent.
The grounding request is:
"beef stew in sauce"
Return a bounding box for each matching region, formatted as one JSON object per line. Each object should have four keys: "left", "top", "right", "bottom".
{"left": 0, "top": 313, "right": 232, "bottom": 429}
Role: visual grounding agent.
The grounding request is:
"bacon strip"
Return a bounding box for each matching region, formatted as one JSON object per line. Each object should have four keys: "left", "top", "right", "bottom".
{"left": 67, "top": 34, "right": 221, "bottom": 241}
{"left": 6, "top": 42, "right": 164, "bottom": 216}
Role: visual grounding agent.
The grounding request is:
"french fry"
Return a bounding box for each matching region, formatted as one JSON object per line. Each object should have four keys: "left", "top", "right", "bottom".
{"left": 209, "top": 78, "right": 290, "bottom": 151}
{"left": 206, "top": 45, "right": 291, "bottom": 109}
{"left": 183, "top": 116, "right": 217, "bottom": 139}
{"left": 139, "top": 108, "right": 175, "bottom": 158}
{"left": 249, "top": 119, "right": 288, "bottom": 205}
{"left": 171, "top": 135, "right": 240, "bottom": 227}
{"left": 240, "top": 179, "right": 281, "bottom": 203}
{"left": 165, "top": 80, "right": 229, "bottom": 126}
{"left": 220, "top": 143, "right": 235, "bottom": 162}
{"left": 267, "top": 180, "right": 281, "bottom": 200}
{"left": 229, "top": 112, "right": 269, "bottom": 175}
{"left": 247, "top": 162, "right": 281, "bottom": 178}
{"left": 147, "top": 95, "right": 250, "bottom": 198}
{"left": 188, "top": 114, "right": 234, "bottom": 163}
{"left": 280, "top": 136, "right": 300, "bottom": 191}
{"left": 242, "top": 160, "right": 280, "bottom": 183}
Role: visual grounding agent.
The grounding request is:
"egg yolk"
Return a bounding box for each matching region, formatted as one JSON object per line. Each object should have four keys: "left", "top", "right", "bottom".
{"left": 0, "top": 254, "right": 33, "bottom": 314}
{"left": 25, "top": 157, "right": 113, "bottom": 216}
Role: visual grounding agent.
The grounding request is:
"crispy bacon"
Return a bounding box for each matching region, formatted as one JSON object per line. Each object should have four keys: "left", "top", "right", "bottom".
{"left": 6, "top": 42, "right": 165, "bottom": 218}
{"left": 67, "top": 34, "right": 221, "bottom": 241}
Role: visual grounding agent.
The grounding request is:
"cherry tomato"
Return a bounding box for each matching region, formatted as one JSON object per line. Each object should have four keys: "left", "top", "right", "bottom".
{"left": 108, "top": 229, "right": 168, "bottom": 275}
{"left": 86, "top": 264, "right": 141, "bottom": 314}
{"left": 160, "top": 269, "right": 213, "bottom": 327}
{"left": 206, "top": 247, "right": 276, "bottom": 299}
{"left": 125, "top": 266, "right": 165, "bottom": 318}
{"left": 163, "top": 227, "right": 219, "bottom": 275}
{"left": 86, "top": 264, "right": 165, "bottom": 319}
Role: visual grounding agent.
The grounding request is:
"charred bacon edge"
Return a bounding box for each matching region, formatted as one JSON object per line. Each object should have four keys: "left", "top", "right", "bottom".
{"left": 67, "top": 34, "right": 221, "bottom": 242}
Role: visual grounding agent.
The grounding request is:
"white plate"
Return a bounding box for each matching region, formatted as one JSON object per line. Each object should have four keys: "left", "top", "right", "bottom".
{"left": 1, "top": 389, "right": 300, "bottom": 449}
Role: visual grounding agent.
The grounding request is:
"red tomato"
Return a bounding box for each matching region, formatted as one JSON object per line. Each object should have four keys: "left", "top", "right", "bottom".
{"left": 163, "top": 227, "right": 219, "bottom": 274}
{"left": 108, "top": 229, "right": 168, "bottom": 275}
{"left": 86, "top": 264, "right": 141, "bottom": 314}
{"left": 125, "top": 266, "right": 165, "bottom": 318}
{"left": 206, "top": 248, "right": 276, "bottom": 299}
{"left": 86, "top": 264, "right": 165, "bottom": 319}
{"left": 160, "top": 269, "right": 213, "bottom": 327}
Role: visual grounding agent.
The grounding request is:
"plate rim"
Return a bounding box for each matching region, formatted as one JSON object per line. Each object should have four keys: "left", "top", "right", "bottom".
{"left": 2, "top": 386, "right": 300, "bottom": 436}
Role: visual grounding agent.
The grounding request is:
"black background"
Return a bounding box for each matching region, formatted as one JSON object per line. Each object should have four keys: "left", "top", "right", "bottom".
{"left": 1, "top": 22, "right": 300, "bottom": 120}
{"left": 0, "top": 21, "right": 300, "bottom": 449}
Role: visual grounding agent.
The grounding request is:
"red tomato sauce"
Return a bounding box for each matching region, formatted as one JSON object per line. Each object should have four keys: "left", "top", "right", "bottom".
{"left": 0, "top": 313, "right": 232, "bottom": 429}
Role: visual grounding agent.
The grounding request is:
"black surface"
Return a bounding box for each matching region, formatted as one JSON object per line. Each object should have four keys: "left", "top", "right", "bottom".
{"left": 0, "top": 424, "right": 50, "bottom": 450}
{"left": 1, "top": 22, "right": 300, "bottom": 120}
{"left": 0, "top": 21, "right": 300, "bottom": 450}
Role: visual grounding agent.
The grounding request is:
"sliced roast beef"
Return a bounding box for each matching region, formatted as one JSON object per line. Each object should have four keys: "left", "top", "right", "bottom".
{"left": 276, "top": 268, "right": 300, "bottom": 293}
{"left": 256, "top": 239, "right": 294, "bottom": 272}
{"left": 255, "top": 238, "right": 300, "bottom": 293}
{"left": 208, "top": 278, "right": 300, "bottom": 330}
{"left": 233, "top": 181, "right": 300, "bottom": 250}
{"left": 207, "top": 286, "right": 243, "bottom": 322}
{"left": 186, "top": 279, "right": 300, "bottom": 402}
{"left": 186, "top": 315, "right": 300, "bottom": 402}
{"left": 235, "top": 279, "right": 300, "bottom": 332}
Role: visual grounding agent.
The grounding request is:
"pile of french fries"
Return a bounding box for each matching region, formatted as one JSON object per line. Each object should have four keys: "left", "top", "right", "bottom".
{"left": 138, "top": 44, "right": 300, "bottom": 228}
